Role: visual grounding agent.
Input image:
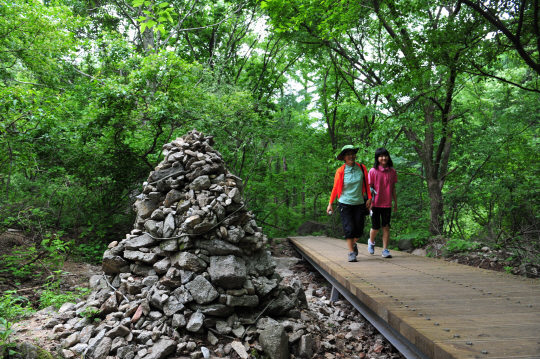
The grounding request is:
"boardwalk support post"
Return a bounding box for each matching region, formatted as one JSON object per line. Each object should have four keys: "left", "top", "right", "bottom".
{"left": 330, "top": 286, "right": 340, "bottom": 302}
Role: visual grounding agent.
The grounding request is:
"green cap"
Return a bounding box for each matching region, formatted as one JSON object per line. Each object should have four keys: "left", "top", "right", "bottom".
{"left": 336, "top": 145, "right": 359, "bottom": 161}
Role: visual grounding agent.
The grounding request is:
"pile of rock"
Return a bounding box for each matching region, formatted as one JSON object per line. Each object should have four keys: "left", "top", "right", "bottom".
{"left": 56, "top": 129, "right": 308, "bottom": 359}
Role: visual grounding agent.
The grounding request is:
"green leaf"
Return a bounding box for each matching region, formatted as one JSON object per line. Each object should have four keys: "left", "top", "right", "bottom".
{"left": 158, "top": 2, "right": 169, "bottom": 7}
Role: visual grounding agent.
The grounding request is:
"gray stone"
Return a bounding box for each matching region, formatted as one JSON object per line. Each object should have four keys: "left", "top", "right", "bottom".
{"left": 215, "top": 321, "right": 232, "bottom": 335}
{"left": 79, "top": 325, "right": 95, "bottom": 344}
{"left": 227, "top": 228, "right": 245, "bottom": 243}
{"left": 184, "top": 215, "right": 202, "bottom": 229}
{"left": 123, "top": 250, "right": 158, "bottom": 264}
{"left": 144, "top": 220, "right": 162, "bottom": 238}
{"left": 117, "top": 345, "right": 137, "bottom": 359}
{"left": 163, "top": 295, "right": 185, "bottom": 316}
{"left": 163, "top": 213, "right": 175, "bottom": 238}
{"left": 130, "top": 263, "right": 154, "bottom": 276}
{"left": 186, "top": 311, "right": 205, "bottom": 332}
{"left": 260, "top": 324, "right": 289, "bottom": 359}
{"left": 264, "top": 291, "right": 294, "bottom": 316}
{"left": 398, "top": 238, "right": 413, "bottom": 250}
{"left": 187, "top": 303, "right": 235, "bottom": 317}
{"left": 289, "top": 330, "right": 304, "bottom": 343}
{"left": 145, "top": 338, "right": 177, "bottom": 359}
{"left": 142, "top": 275, "right": 159, "bottom": 287}
{"left": 252, "top": 277, "right": 278, "bottom": 296}
{"left": 63, "top": 332, "right": 80, "bottom": 348}
{"left": 153, "top": 257, "right": 171, "bottom": 274}
{"left": 134, "top": 198, "right": 159, "bottom": 219}
{"left": 226, "top": 295, "right": 259, "bottom": 307}
{"left": 125, "top": 233, "right": 157, "bottom": 250}
{"left": 164, "top": 189, "right": 184, "bottom": 207}
{"left": 185, "top": 275, "right": 219, "bottom": 304}
{"left": 194, "top": 239, "right": 242, "bottom": 256}
{"left": 92, "top": 336, "right": 112, "bottom": 359}
{"left": 232, "top": 325, "right": 245, "bottom": 338}
{"left": 84, "top": 329, "right": 106, "bottom": 358}
{"left": 244, "top": 250, "right": 276, "bottom": 276}
{"left": 297, "top": 334, "right": 315, "bottom": 358}
{"left": 207, "top": 331, "right": 219, "bottom": 346}
{"left": 189, "top": 175, "right": 211, "bottom": 191}
{"left": 228, "top": 187, "right": 241, "bottom": 203}
{"left": 150, "top": 208, "right": 166, "bottom": 221}
{"left": 171, "top": 251, "right": 207, "bottom": 273}
{"left": 171, "top": 285, "right": 194, "bottom": 304}
{"left": 99, "top": 294, "right": 118, "bottom": 317}
{"left": 102, "top": 252, "right": 129, "bottom": 274}
{"left": 59, "top": 302, "right": 76, "bottom": 314}
{"left": 106, "top": 325, "right": 130, "bottom": 339}
{"left": 160, "top": 238, "right": 179, "bottom": 252}
{"left": 172, "top": 313, "right": 187, "bottom": 328}
{"left": 208, "top": 255, "right": 247, "bottom": 289}
{"left": 70, "top": 343, "right": 88, "bottom": 354}
{"left": 149, "top": 165, "right": 185, "bottom": 182}
{"left": 110, "top": 337, "right": 126, "bottom": 353}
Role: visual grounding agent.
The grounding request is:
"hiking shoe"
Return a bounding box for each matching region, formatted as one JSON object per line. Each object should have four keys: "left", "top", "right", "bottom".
{"left": 368, "top": 241, "right": 375, "bottom": 255}
{"left": 353, "top": 243, "right": 358, "bottom": 256}
{"left": 382, "top": 249, "right": 392, "bottom": 258}
{"left": 348, "top": 252, "right": 357, "bottom": 262}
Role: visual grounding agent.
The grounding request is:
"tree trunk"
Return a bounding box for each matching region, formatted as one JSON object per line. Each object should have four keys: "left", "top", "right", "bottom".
{"left": 302, "top": 179, "right": 306, "bottom": 216}
{"left": 426, "top": 178, "right": 444, "bottom": 235}
{"left": 282, "top": 156, "right": 289, "bottom": 207}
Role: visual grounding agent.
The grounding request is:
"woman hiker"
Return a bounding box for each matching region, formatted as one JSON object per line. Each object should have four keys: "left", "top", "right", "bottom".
{"left": 326, "top": 145, "right": 372, "bottom": 262}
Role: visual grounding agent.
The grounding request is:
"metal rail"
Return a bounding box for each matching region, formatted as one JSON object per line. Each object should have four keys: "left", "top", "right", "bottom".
{"left": 293, "top": 244, "right": 431, "bottom": 359}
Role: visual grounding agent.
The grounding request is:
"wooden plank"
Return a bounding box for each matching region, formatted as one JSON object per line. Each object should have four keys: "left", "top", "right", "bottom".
{"left": 288, "top": 236, "right": 540, "bottom": 359}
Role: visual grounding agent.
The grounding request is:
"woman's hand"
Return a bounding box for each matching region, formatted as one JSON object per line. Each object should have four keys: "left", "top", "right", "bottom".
{"left": 366, "top": 198, "right": 372, "bottom": 210}
{"left": 393, "top": 203, "right": 398, "bottom": 213}
{"left": 326, "top": 203, "right": 333, "bottom": 215}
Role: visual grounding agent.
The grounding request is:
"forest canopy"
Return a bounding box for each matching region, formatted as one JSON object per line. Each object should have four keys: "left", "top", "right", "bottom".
{"left": 1, "top": 0, "right": 539, "bottom": 264}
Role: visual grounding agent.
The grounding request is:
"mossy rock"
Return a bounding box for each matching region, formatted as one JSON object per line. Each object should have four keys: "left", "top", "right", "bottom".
{"left": 14, "top": 342, "right": 54, "bottom": 359}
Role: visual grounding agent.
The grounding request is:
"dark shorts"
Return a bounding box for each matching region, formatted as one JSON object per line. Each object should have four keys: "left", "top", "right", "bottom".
{"left": 371, "top": 207, "right": 392, "bottom": 230}
{"left": 338, "top": 202, "right": 366, "bottom": 239}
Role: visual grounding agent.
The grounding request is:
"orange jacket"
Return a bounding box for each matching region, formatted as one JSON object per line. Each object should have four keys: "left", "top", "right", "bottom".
{"left": 329, "top": 163, "right": 372, "bottom": 204}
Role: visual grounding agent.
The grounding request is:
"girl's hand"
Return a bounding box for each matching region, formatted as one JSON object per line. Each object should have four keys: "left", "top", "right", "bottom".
{"left": 366, "top": 198, "right": 372, "bottom": 210}
{"left": 394, "top": 204, "right": 398, "bottom": 213}
{"left": 327, "top": 203, "right": 333, "bottom": 215}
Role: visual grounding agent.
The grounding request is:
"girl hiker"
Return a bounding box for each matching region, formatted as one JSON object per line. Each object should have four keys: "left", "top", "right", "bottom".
{"left": 327, "top": 145, "right": 372, "bottom": 262}
{"left": 367, "top": 147, "right": 398, "bottom": 258}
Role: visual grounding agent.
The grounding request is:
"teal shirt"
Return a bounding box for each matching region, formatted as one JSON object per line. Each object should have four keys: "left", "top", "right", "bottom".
{"left": 339, "top": 164, "right": 364, "bottom": 205}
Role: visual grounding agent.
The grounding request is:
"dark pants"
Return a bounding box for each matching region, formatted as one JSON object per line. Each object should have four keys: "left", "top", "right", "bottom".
{"left": 339, "top": 202, "right": 366, "bottom": 239}
{"left": 371, "top": 207, "right": 392, "bottom": 230}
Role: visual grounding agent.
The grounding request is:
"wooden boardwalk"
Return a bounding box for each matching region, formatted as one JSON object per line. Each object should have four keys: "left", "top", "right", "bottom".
{"left": 288, "top": 236, "right": 540, "bottom": 359}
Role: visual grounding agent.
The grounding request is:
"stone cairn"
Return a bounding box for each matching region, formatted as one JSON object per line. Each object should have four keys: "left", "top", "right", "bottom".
{"left": 58, "top": 129, "right": 309, "bottom": 359}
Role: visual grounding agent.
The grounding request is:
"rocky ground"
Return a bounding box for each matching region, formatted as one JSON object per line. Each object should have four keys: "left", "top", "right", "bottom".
{"left": 6, "top": 237, "right": 403, "bottom": 359}
{"left": 409, "top": 237, "right": 539, "bottom": 278}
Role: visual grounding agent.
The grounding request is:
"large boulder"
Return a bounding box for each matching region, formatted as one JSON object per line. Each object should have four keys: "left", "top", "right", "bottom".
{"left": 259, "top": 324, "right": 290, "bottom": 359}
{"left": 208, "top": 255, "right": 247, "bottom": 289}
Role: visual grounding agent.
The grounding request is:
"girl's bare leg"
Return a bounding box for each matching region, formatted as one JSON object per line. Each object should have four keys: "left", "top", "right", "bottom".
{"left": 369, "top": 229, "right": 378, "bottom": 244}
{"left": 382, "top": 225, "right": 390, "bottom": 249}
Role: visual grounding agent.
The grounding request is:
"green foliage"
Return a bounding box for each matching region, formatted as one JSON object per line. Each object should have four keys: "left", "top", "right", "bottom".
{"left": 0, "top": 291, "right": 33, "bottom": 322}
{"left": 0, "top": 317, "right": 18, "bottom": 358}
{"left": 79, "top": 307, "right": 100, "bottom": 322}
{"left": 39, "top": 288, "right": 90, "bottom": 310}
{"left": 444, "top": 239, "right": 480, "bottom": 254}
{"left": 73, "top": 241, "right": 108, "bottom": 264}
{"left": 0, "top": 234, "right": 71, "bottom": 279}
{"left": 394, "top": 230, "right": 431, "bottom": 249}
{"left": 504, "top": 266, "right": 513, "bottom": 274}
